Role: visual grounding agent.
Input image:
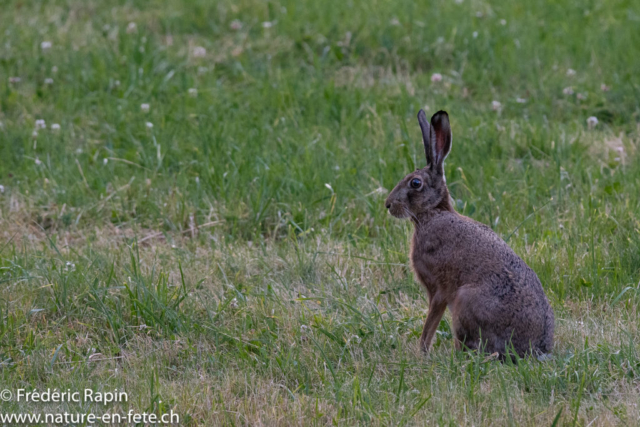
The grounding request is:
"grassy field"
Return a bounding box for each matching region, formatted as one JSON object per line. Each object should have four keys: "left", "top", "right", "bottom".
{"left": 1, "top": 0, "right": 639, "bottom": 425}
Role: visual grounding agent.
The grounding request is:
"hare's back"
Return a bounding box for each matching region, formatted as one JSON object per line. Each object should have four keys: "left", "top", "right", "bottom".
{"left": 424, "top": 212, "right": 546, "bottom": 298}
{"left": 427, "top": 213, "right": 526, "bottom": 270}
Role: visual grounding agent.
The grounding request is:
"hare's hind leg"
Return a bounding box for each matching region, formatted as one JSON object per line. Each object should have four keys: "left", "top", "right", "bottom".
{"left": 451, "top": 285, "right": 513, "bottom": 356}
{"left": 450, "top": 285, "right": 485, "bottom": 353}
{"left": 419, "top": 294, "right": 447, "bottom": 353}
{"left": 451, "top": 316, "right": 480, "bottom": 352}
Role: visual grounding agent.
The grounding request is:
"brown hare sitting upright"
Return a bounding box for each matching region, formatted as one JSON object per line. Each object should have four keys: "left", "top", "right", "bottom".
{"left": 385, "top": 110, "right": 554, "bottom": 358}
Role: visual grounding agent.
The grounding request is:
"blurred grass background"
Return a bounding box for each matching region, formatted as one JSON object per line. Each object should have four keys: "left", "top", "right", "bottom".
{"left": 1, "top": 0, "right": 639, "bottom": 425}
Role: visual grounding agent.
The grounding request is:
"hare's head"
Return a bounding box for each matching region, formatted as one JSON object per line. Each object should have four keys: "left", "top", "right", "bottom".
{"left": 385, "top": 110, "right": 452, "bottom": 220}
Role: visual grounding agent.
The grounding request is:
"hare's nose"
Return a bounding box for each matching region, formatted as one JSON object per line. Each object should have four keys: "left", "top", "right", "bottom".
{"left": 386, "top": 202, "right": 391, "bottom": 209}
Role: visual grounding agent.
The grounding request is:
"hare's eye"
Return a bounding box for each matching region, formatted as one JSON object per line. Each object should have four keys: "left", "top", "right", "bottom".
{"left": 410, "top": 178, "right": 422, "bottom": 189}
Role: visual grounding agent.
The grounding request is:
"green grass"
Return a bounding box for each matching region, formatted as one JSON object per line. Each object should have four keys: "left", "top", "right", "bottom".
{"left": 1, "top": 0, "right": 639, "bottom": 425}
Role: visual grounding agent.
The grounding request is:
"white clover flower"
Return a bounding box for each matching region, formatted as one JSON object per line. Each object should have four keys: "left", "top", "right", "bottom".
{"left": 32, "top": 130, "right": 38, "bottom": 137}
{"left": 230, "top": 20, "right": 243, "bottom": 31}
{"left": 195, "top": 176, "right": 200, "bottom": 185}
{"left": 44, "top": 78, "right": 54, "bottom": 85}
{"left": 35, "top": 119, "right": 46, "bottom": 129}
{"left": 188, "top": 88, "right": 198, "bottom": 97}
{"left": 566, "top": 69, "right": 576, "bottom": 77}
{"left": 500, "top": 19, "right": 507, "bottom": 25}
{"left": 600, "top": 83, "right": 610, "bottom": 92}
{"left": 65, "top": 261, "right": 76, "bottom": 272}
{"left": 229, "top": 298, "right": 238, "bottom": 308}
{"left": 366, "top": 187, "right": 388, "bottom": 197}
{"left": 51, "top": 66, "right": 58, "bottom": 73}
{"left": 472, "top": 31, "right": 478, "bottom": 38}
{"left": 41, "top": 41, "right": 52, "bottom": 50}
{"left": 577, "top": 93, "right": 587, "bottom": 100}
{"left": 516, "top": 97, "right": 527, "bottom": 103}
{"left": 35, "top": 157, "right": 42, "bottom": 165}
{"left": 0, "top": 185, "right": 4, "bottom": 193}
{"left": 587, "top": 116, "right": 598, "bottom": 129}
{"left": 492, "top": 100, "right": 502, "bottom": 111}
{"left": 300, "top": 325, "right": 309, "bottom": 333}
{"left": 430, "top": 73, "right": 443, "bottom": 83}
{"left": 262, "top": 21, "right": 273, "bottom": 28}
{"left": 563, "top": 87, "right": 574, "bottom": 95}
{"left": 51, "top": 123, "right": 60, "bottom": 131}
{"left": 9, "top": 77, "right": 21, "bottom": 83}
{"left": 145, "top": 122, "right": 153, "bottom": 129}
{"left": 114, "top": 80, "right": 121, "bottom": 87}
{"left": 192, "top": 46, "right": 206, "bottom": 57}
{"left": 103, "top": 158, "right": 108, "bottom": 165}
{"left": 390, "top": 17, "right": 400, "bottom": 26}
{"left": 140, "top": 103, "right": 150, "bottom": 112}
{"left": 126, "top": 22, "right": 137, "bottom": 34}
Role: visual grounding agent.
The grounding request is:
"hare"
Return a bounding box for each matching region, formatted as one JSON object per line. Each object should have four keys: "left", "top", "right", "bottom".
{"left": 385, "top": 110, "right": 554, "bottom": 358}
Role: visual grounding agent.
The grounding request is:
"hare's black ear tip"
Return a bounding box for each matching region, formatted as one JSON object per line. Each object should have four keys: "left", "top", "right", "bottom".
{"left": 431, "top": 110, "right": 449, "bottom": 120}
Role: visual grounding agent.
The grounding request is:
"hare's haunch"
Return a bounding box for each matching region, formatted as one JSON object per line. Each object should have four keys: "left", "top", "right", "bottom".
{"left": 385, "top": 110, "right": 554, "bottom": 358}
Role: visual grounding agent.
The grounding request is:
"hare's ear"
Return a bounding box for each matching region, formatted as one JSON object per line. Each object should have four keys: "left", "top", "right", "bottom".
{"left": 417, "top": 109, "right": 436, "bottom": 168}
{"left": 430, "top": 110, "right": 452, "bottom": 175}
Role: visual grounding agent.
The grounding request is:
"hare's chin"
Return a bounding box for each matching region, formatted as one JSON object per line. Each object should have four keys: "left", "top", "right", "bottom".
{"left": 388, "top": 206, "right": 410, "bottom": 219}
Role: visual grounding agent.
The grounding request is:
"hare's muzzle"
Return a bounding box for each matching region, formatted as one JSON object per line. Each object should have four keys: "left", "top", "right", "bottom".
{"left": 385, "top": 192, "right": 403, "bottom": 218}
{"left": 385, "top": 199, "right": 409, "bottom": 219}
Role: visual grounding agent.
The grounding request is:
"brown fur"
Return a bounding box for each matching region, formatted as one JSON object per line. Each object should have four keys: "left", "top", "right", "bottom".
{"left": 385, "top": 110, "right": 554, "bottom": 358}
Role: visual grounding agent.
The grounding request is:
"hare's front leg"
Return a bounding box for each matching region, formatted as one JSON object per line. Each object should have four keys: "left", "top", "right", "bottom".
{"left": 419, "top": 294, "right": 447, "bottom": 353}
